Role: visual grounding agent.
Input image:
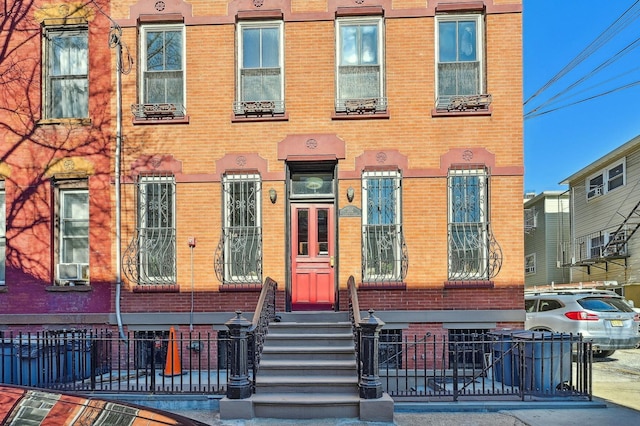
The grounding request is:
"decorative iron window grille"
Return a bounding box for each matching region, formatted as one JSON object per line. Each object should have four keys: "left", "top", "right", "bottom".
{"left": 362, "top": 171, "right": 407, "bottom": 283}
{"left": 524, "top": 207, "right": 537, "bottom": 234}
{"left": 379, "top": 329, "right": 403, "bottom": 369}
{"left": 232, "top": 100, "right": 285, "bottom": 116}
{"left": 215, "top": 174, "right": 262, "bottom": 284}
{"left": 447, "top": 167, "right": 502, "bottom": 280}
{"left": 335, "top": 97, "right": 388, "bottom": 114}
{"left": 131, "top": 103, "right": 186, "bottom": 120}
{"left": 123, "top": 174, "right": 176, "bottom": 285}
{"left": 448, "top": 329, "right": 490, "bottom": 369}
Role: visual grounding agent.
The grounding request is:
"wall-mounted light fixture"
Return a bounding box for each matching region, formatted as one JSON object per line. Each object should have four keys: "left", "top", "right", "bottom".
{"left": 269, "top": 188, "right": 277, "bottom": 204}
{"left": 346, "top": 187, "right": 355, "bottom": 203}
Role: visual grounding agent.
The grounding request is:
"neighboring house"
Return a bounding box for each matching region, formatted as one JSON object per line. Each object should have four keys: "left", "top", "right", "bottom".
{"left": 1, "top": 0, "right": 524, "bottom": 353}
{"left": 524, "top": 191, "right": 571, "bottom": 288}
{"left": 560, "top": 134, "right": 640, "bottom": 304}
{"left": 0, "top": 1, "right": 113, "bottom": 325}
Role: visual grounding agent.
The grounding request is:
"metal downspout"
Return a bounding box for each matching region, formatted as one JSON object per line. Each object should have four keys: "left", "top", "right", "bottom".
{"left": 114, "top": 34, "right": 125, "bottom": 340}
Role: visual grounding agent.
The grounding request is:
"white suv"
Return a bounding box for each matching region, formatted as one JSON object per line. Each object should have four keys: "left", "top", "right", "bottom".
{"left": 525, "top": 290, "right": 640, "bottom": 358}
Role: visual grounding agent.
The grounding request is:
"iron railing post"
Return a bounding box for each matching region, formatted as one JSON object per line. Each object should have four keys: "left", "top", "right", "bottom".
{"left": 225, "top": 311, "right": 252, "bottom": 399}
{"left": 359, "top": 309, "right": 384, "bottom": 399}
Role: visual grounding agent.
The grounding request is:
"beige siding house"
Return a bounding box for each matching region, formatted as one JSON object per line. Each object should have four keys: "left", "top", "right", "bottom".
{"left": 560, "top": 135, "right": 640, "bottom": 303}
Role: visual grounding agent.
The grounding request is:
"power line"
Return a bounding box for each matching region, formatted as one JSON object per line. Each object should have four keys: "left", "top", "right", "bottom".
{"left": 524, "top": 0, "right": 640, "bottom": 107}
{"left": 524, "top": 80, "right": 640, "bottom": 120}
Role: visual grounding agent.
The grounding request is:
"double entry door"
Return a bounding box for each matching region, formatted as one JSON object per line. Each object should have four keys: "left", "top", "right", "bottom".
{"left": 291, "top": 204, "right": 335, "bottom": 310}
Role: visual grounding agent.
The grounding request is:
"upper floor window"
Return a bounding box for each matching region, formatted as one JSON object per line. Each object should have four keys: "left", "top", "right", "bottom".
{"left": 234, "top": 21, "right": 284, "bottom": 116}
{"left": 44, "top": 27, "right": 88, "bottom": 119}
{"left": 215, "top": 174, "right": 262, "bottom": 284}
{"left": 336, "top": 17, "right": 386, "bottom": 114}
{"left": 138, "top": 25, "right": 185, "bottom": 115}
{"left": 436, "top": 14, "right": 485, "bottom": 110}
{"left": 586, "top": 158, "right": 625, "bottom": 200}
{"left": 448, "top": 168, "right": 489, "bottom": 280}
{"left": 362, "top": 171, "right": 404, "bottom": 282}
{"left": 53, "top": 179, "right": 89, "bottom": 285}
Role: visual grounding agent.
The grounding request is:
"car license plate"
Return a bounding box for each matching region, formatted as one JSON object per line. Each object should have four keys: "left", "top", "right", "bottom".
{"left": 610, "top": 320, "right": 624, "bottom": 327}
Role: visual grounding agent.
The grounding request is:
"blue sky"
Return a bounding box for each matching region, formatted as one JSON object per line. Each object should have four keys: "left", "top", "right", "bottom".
{"left": 523, "top": 0, "right": 640, "bottom": 193}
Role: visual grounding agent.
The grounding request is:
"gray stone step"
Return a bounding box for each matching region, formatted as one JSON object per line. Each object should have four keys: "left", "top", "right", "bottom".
{"left": 253, "top": 313, "right": 361, "bottom": 419}
{"left": 261, "top": 345, "right": 356, "bottom": 361}
{"left": 258, "top": 359, "right": 358, "bottom": 377}
{"left": 252, "top": 393, "right": 360, "bottom": 419}
{"left": 255, "top": 375, "right": 359, "bottom": 394}
{"left": 276, "top": 312, "right": 350, "bottom": 323}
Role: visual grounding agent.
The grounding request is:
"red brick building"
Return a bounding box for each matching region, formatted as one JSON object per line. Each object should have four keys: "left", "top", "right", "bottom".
{"left": 1, "top": 0, "right": 524, "bottom": 346}
{"left": 0, "top": 0, "right": 113, "bottom": 327}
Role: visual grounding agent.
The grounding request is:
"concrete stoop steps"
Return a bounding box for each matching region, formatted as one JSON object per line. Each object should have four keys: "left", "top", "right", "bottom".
{"left": 219, "top": 311, "right": 394, "bottom": 422}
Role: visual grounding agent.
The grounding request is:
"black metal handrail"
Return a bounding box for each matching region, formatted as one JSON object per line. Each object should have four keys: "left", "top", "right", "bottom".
{"left": 249, "top": 276, "right": 278, "bottom": 383}
{"left": 347, "top": 275, "right": 361, "bottom": 379}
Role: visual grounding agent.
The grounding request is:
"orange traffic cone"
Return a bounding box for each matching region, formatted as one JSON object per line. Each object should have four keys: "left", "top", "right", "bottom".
{"left": 162, "top": 327, "right": 184, "bottom": 376}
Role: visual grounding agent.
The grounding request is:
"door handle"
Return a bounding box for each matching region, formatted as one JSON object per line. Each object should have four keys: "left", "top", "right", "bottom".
{"left": 330, "top": 256, "right": 335, "bottom": 267}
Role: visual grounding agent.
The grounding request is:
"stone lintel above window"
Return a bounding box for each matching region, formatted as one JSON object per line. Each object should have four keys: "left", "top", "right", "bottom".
{"left": 236, "top": 9, "right": 283, "bottom": 20}
{"left": 138, "top": 13, "right": 184, "bottom": 24}
{"left": 336, "top": 6, "right": 384, "bottom": 17}
{"left": 436, "top": 2, "right": 485, "bottom": 13}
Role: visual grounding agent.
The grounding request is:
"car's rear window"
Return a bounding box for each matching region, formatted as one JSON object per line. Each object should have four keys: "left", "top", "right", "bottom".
{"left": 578, "top": 297, "right": 634, "bottom": 312}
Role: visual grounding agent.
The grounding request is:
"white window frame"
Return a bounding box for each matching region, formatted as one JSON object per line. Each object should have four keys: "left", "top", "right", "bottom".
{"left": 607, "top": 159, "right": 625, "bottom": 192}
{"left": 448, "top": 168, "right": 488, "bottom": 280}
{"left": 585, "top": 158, "right": 625, "bottom": 200}
{"left": 335, "top": 17, "right": 385, "bottom": 112}
{"left": 435, "top": 13, "right": 484, "bottom": 108}
{"left": 57, "top": 188, "right": 89, "bottom": 284}
{"left": 362, "top": 170, "right": 402, "bottom": 282}
{"left": 235, "top": 20, "right": 284, "bottom": 114}
{"left": 138, "top": 175, "right": 176, "bottom": 284}
{"left": 43, "top": 26, "right": 89, "bottom": 119}
{"left": 139, "top": 24, "right": 186, "bottom": 107}
{"left": 222, "top": 174, "right": 262, "bottom": 283}
{"left": 525, "top": 253, "right": 536, "bottom": 275}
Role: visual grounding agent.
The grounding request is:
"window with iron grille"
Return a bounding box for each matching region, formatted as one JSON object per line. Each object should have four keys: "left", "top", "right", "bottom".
{"left": 362, "top": 171, "right": 403, "bottom": 282}
{"left": 335, "top": 17, "right": 386, "bottom": 113}
{"left": 448, "top": 168, "right": 489, "bottom": 280}
{"left": 235, "top": 21, "right": 284, "bottom": 115}
{"left": 448, "top": 329, "right": 489, "bottom": 369}
{"left": 219, "top": 174, "right": 262, "bottom": 283}
{"left": 379, "top": 329, "right": 402, "bottom": 369}
{"left": 44, "top": 27, "right": 88, "bottom": 119}
{"left": 140, "top": 25, "right": 185, "bottom": 108}
{"left": 436, "top": 14, "right": 484, "bottom": 109}
{"left": 138, "top": 175, "right": 176, "bottom": 284}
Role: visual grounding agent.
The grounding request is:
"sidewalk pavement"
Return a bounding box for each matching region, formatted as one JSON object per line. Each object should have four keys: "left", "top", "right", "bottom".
{"left": 170, "top": 397, "right": 640, "bottom": 425}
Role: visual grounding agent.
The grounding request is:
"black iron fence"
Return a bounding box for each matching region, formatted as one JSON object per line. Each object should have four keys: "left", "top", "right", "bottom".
{"left": 1, "top": 328, "right": 592, "bottom": 401}
{"left": 1, "top": 329, "right": 230, "bottom": 395}
{"left": 380, "top": 331, "right": 592, "bottom": 401}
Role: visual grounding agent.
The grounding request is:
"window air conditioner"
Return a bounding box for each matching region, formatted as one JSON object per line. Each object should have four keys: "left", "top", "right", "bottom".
{"left": 593, "top": 187, "right": 603, "bottom": 196}
{"left": 57, "top": 263, "right": 89, "bottom": 282}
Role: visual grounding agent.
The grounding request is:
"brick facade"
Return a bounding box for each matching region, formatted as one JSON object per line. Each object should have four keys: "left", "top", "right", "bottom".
{"left": 1, "top": 0, "right": 524, "bottom": 336}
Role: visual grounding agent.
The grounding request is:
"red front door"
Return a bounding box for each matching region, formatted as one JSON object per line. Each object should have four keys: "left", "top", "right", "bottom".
{"left": 291, "top": 204, "right": 335, "bottom": 310}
